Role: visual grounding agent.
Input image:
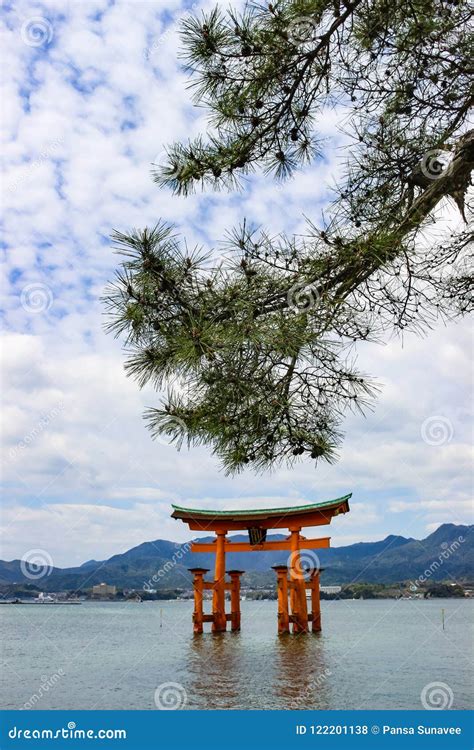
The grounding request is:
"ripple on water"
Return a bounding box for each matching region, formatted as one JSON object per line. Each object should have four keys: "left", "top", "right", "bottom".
{"left": 0, "top": 599, "right": 472, "bottom": 710}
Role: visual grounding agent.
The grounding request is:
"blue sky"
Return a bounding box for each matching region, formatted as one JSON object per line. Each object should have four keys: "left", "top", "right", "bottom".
{"left": 1, "top": 0, "right": 472, "bottom": 567}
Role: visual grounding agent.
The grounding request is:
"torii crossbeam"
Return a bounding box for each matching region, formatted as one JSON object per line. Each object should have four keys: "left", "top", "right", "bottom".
{"left": 171, "top": 494, "right": 351, "bottom": 635}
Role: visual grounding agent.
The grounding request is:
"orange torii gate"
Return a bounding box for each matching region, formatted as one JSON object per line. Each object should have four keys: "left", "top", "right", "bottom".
{"left": 171, "top": 494, "right": 351, "bottom": 635}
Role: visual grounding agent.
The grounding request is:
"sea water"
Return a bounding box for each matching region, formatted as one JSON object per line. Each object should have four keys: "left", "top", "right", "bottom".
{"left": 1, "top": 599, "right": 472, "bottom": 710}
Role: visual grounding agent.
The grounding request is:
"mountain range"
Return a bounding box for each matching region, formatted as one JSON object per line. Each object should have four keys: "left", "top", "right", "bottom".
{"left": 1, "top": 523, "right": 472, "bottom": 591}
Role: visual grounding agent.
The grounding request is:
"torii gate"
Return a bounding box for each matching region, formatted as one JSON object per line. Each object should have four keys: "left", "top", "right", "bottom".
{"left": 171, "top": 494, "right": 351, "bottom": 635}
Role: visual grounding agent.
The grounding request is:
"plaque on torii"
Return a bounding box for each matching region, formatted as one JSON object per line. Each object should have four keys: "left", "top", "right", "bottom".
{"left": 171, "top": 494, "right": 351, "bottom": 635}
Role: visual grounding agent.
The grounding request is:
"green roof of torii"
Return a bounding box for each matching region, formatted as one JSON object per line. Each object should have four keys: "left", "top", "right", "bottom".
{"left": 171, "top": 493, "right": 351, "bottom": 520}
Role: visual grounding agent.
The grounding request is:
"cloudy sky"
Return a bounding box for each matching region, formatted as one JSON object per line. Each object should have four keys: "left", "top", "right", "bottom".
{"left": 1, "top": 0, "right": 472, "bottom": 568}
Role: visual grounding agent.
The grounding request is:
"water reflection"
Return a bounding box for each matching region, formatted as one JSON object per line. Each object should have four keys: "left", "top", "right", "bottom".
{"left": 186, "top": 632, "right": 244, "bottom": 709}
{"left": 272, "top": 633, "right": 332, "bottom": 709}
{"left": 185, "top": 623, "right": 332, "bottom": 710}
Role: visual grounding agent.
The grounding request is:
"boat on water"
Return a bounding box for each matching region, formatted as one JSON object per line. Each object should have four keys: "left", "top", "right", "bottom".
{"left": 0, "top": 592, "right": 79, "bottom": 605}
{"left": 31, "top": 593, "right": 81, "bottom": 604}
{"left": 34, "top": 593, "right": 56, "bottom": 603}
{"left": 32, "top": 599, "right": 82, "bottom": 607}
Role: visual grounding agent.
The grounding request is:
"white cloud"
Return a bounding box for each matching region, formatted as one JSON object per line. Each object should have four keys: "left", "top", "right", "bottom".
{"left": 0, "top": 502, "right": 179, "bottom": 566}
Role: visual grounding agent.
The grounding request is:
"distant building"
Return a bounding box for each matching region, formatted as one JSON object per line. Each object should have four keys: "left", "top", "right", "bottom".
{"left": 320, "top": 585, "right": 342, "bottom": 595}
{"left": 92, "top": 583, "right": 116, "bottom": 599}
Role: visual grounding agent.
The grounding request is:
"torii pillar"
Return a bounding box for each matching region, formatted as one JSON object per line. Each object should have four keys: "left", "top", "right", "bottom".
{"left": 227, "top": 570, "right": 244, "bottom": 631}
{"left": 289, "top": 526, "right": 309, "bottom": 634}
{"left": 212, "top": 530, "right": 227, "bottom": 632}
{"left": 309, "top": 567, "right": 322, "bottom": 632}
{"left": 189, "top": 567, "right": 209, "bottom": 634}
{"left": 273, "top": 565, "right": 290, "bottom": 634}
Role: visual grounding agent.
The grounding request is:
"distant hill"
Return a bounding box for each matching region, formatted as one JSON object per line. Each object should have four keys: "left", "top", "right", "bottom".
{"left": 1, "top": 523, "right": 472, "bottom": 591}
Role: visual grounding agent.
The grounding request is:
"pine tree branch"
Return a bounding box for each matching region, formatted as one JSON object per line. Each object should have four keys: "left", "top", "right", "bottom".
{"left": 106, "top": 0, "right": 473, "bottom": 473}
